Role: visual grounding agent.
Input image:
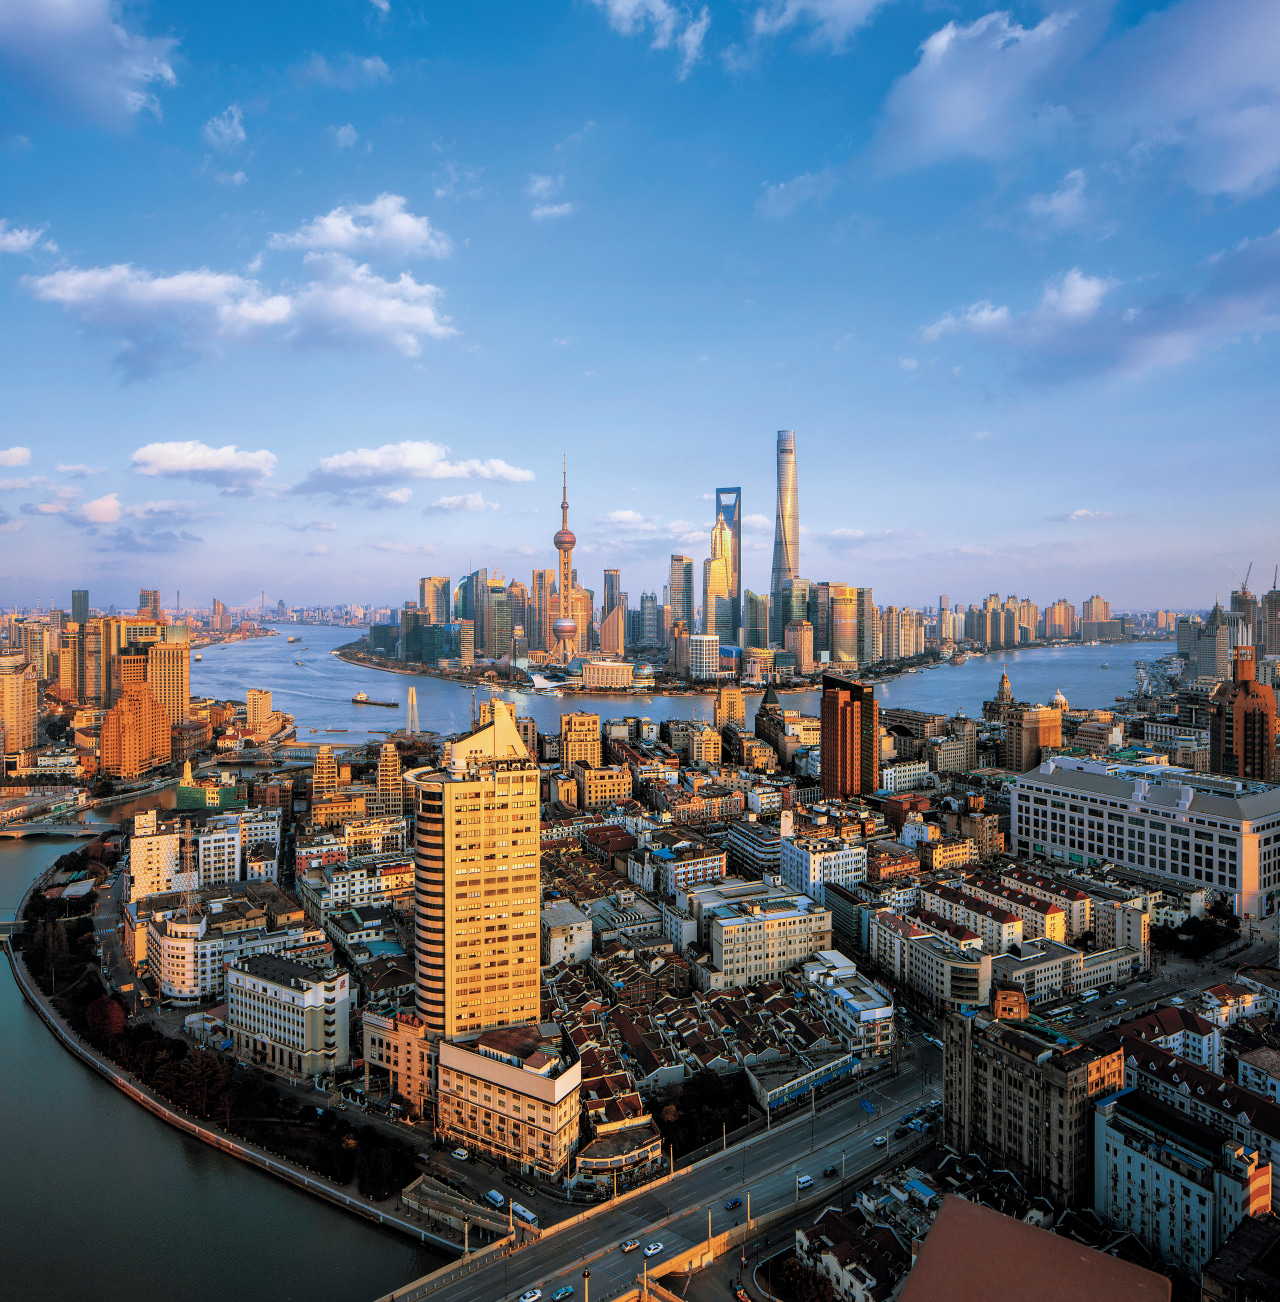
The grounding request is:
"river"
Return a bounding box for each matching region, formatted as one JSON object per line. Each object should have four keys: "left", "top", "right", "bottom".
{"left": 0, "top": 629, "right": 1166, "bottom": 1301}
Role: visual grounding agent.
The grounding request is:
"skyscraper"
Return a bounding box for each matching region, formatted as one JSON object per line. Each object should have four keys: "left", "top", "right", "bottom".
{"left": 552, "top": 469, "right": 579, "bottom": 663}
{"left": 603, "top": 569, "right": 622, "bottom": 618}
{"left": 770, "top": 430, "right": 799, "bottom": 644}
{"left": 146, "top": 639, "right": 191, "bottom": 724}
{"left": 506, "top": 578, "right": 528, "bottom": 643}
{"left": 829, "top": 585, "right": 857, "bottom": 663}
{"left": 703, "top": 513, "right": 734, "bottom": 643}
{"left": 0, "top": 652, "right": 38, "bottom": 763}
{"left": 808, "top": 581, "right": 831, "bottom": 656}
{"left": 744, "top": 590, "right": 770, "bottom": 650}
{"left": 418, "top": 577, "right": 452, "bottom": 623}
{"left": 820, "top": 674, "right": 879, "bottom": 799}
{"left": 669, "top": 555, "right": 694, "bottom": 631}
{"left": 71, "top": 589, "right": 88, "bottom": 625}
{"left": 139, "top": 589, "right": 160, "bottom": 619}
{"left": 407, "top": 703, "right": 540, "bottom": 1036}
{"left": 1210, "top": 646, "right": 1276, "bottom": 783}
{"left": 640, "top": 592, "right": 658, "bottom": 647}
{"left": 530, "top": 568, "right": 555, "bottom": 651}
{"left": 715, "top": 487, "right": 742, "bottom": 643}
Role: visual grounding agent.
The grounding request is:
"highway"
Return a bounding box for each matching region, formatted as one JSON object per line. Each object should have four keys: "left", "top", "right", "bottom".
{"left": 389, "top": 1051, "right": 941, "bottom": 1302}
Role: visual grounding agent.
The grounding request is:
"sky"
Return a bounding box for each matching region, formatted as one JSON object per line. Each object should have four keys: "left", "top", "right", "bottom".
{"left": 1, "top": 0, "right": 1278, "bottom": 616}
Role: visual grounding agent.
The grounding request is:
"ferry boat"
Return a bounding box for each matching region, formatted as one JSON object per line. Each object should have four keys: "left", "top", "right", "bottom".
{"left": 1100, "top": 661, "right": 1110, "bottom": 669}
{"left": 295, "top": 660, "right": 304, "bottom": 666}
{"left": 194, "top": 653, "right": 202, "bottom": 661}
{"left": 351, "top": 691, "right": 399, "bottom": 708}
{"left": 288, "top": 636, "right": 300, "bottom": 643}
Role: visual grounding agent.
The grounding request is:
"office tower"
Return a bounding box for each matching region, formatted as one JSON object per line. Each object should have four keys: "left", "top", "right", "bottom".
{"left": 312, "top": 746, "right": 338, "bottom": 800}
{"left": 418, "top": 577, "right": 451, "bottom": 623}
{"left": 552, "top": 471, "right": 579, "bottom": 663}
{"left": 785, "top": 620, "right": 814, "bottom": 674}
{"left": 603, "top": 569, "right": 622, "bottom": 618}
{"left": 828, "top": 585, "right": 857, "bottom": 663}
{"left": 1263, "top": 574, "right": 1280, "bottom": 655}
{"left": 71, "top": 589, "right": 88, "bottom": 625}
{"left": 939, "top": 595, "right": 950, "bottom": 615}
{"left": 599, "top": 603, "right": 625, "bottom": 656}
{"left": 100, "top": 683, "right": 171, "bottom": 778}
{"left": 857, "top": 589, "right": 879, "bottom": 665}
{"left": 530, "top": 569, "right": 555, "bottom": 652}
{"left": 1018, "top": 599, "right": 1039, "bottom": 643}
{"left": 559, "top": 712, "right": 602, "bottom": 767}
{"left": 640, "top": 592, "right": 658, "bottom": 647}
{"left": 1002, "top": 705, "right": 1063, "bottom": 773}
{"left": 1210, "top": 646, "right": 1276, "bottom": 782}
{"left": 0, "top": 652, "right": 38, "bottom": 762}
{"left": 715, "top": 487, "right": 742, "bottom": 642}
{"left": 667, "top": 554, "right": 694, "bottom": 633}
{"left": 744, "top": 590, "right": 770, "bottom": 650}
{"left": 807, "top": 581, "right": 831, "bottom": 655}
{"left": 659, "top": 603, "right": 672, "bottom": 647}
{"left": 146, "top": 640, "right": 191, "bottom": 724}
{"left": 703, "top": 513, "right": 734, "bottom": 643}
{"left": 1043, "top": 598, "right": 1076, "bottom": 641}
{"left": 714, "top": 685, "right": 746, "bottom": 728}
{"left": 375, "top": 742, "right": 403, "bottom": 817}
{"left": 1195, "top": 605, "right": 1231, "bottom": 680}
{"left": 407, "top": 702, "right": 541, "bottom": 1034}
{"left": 770, "top": 430, "right": 799, "bottom": 644}
{"left": 139, "top": 588, "right": 160, "bottom": 619}
{"left": 485, "top": 578, "right": 512, "bottom": 659}
{"left": 246, "top": 688, "right": 272, "bottom": 730}
{"left": 457, "top": 569, "right": 488, "bottom": 653}
{"left": 506, "top": 578, "right": 528, "bottom": 643}
{"left": 820, "top": 674, "right": 878, "bottom": 799}
{"left": 1081, "top": 594, "right": 1110, "bottom": 624}
{"left": 399, "top": 602, "right": 425, "bottom": 661}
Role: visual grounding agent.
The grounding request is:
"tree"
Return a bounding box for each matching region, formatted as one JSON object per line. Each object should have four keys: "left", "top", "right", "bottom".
{"left": 776, "top": 1257, "right": 835, "bottom": 1302}
{"left": 86, "top": 995, "right": 127, "bottom": 1042}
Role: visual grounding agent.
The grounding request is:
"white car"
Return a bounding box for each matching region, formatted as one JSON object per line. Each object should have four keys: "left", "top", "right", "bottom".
{"left": 873, "top": 1135, "right": 888, "bottom": 1148}
{"left": 451, "top": 1147, "right": 470, "bottom": 1161}
{"left": 644, "top": 1243, "right": 664, "bottom": 1258}
{"left": 520, "top": 1291, "right": 543, "bottom": 1302}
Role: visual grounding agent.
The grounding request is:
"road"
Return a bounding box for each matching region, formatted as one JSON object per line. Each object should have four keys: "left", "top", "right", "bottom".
{"left": 397, "top": 1059, "right": 940, "bottom": 1302}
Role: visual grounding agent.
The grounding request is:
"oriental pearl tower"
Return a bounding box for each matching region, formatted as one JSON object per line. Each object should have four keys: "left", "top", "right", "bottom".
{"left": 552, "top": 466, "right": 578, "bottom": 664}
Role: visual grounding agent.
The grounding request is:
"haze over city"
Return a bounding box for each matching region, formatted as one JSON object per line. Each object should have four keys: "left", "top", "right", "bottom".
{"left": 3, "top": 1, "right": 1278, "bottom": 609}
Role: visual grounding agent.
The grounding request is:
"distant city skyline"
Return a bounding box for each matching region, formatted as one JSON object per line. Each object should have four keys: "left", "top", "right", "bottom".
{"left": 2, "top": 3, "right": 1278, "bottom": 608}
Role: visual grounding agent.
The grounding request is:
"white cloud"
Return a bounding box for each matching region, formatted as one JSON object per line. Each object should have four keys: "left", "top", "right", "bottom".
{"left": 526, "top": 174, "right": 562, "bottom": 200}
{"left": 0, "top": 220, "right": 49, "bottom": 254}
{"left": 373, "top": 540, "right": 438, "bottom": 554}
{"left": 293, "top": 53, "right": 390, "bottom": 90}
{"left": 203, "top": 104, "right": 245, "bottom": 151}
{"left": 74, "top": 491, "right": 121, "bottom": 524}
{"left": 742, "top": 513, "right": 771, "bottom": 530}
{"left": 532, "top": 202, "right": 576, "bottom": 221}
{"left": 305, "top": 544, "right": 331, "bottom": 556}
{"left": 286, "top": 518, "right": 339, "bottom": 532}
{"left": 132, "top": 440, "right": 277, "bottom": 494}
{"left": 125, "top": 499, "right": 199, "bottom": 520}
{"left": 602, "top": 509, "right": 650, "bottom": 525}
{"left": 269, "top": 193, "right": 451, "bottom": 258}
{"left": 1049, "top": 508, "right": 1117, "bottom": 522}
{"left": 297, "top": 439, "right": 533, "bottom": 499}
{"left": 752, "top": 1, "right": 889, "bottom": 48}
{"left": 923, "top": 299, "right": 1011, "bottom": 341}
{"left": 216, "top": 170, "right": 248, "bottom": 187}
{"left": 899, "top": 357, "right": 919, "bottom": 370}
{"left": 1027, "top": 168, "right": 1088, "bottom": 231}
{"left": 0, "top": 446, "right": 31, "bottom": 467}
{"left": 756, "top": 169, "right": 835, "bottom": 218}
{"left": 587, "top": 1, "right": 711, "bottom": 78}
{"left": 381, "top": 487, "right": 413, "bottom": 505}
{"left": 427, "top": 492, "right": 499, "bottom": 512}
{"left": 368, "top": 0, "right": 390, "bottom": 12}
{"left": 26, "top": 251, "right": 453, "bottom": 377}
{"left": 57, "top": 463, "right": 106, "bottom": 476}
{"left": 1036, "top": 267, "right": 1115, "bottom": 322}
{"left": 334, "top": 123, "right": 359, "bottom": 150}
{"left": 0, "top": 0, "right": 177, "bottom": 125}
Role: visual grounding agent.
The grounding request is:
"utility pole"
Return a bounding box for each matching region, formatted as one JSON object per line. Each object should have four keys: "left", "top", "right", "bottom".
{"left": 583, "top": 1268, "right": 590, "bottom": 1302}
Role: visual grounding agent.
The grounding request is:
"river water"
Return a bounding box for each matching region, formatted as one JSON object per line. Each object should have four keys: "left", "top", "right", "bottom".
{"left": 0, "top": 628, "right": 1167, "bottom": 1301}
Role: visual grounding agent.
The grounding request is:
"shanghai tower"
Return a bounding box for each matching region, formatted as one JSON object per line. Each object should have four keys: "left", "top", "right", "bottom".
{"left": 769, "top": 429, "right": 798, "bottom": 645}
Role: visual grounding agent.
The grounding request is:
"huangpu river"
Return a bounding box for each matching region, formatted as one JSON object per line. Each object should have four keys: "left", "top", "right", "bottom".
{"left": 0, "top": 627, "right": 1166, "bottom": 1300}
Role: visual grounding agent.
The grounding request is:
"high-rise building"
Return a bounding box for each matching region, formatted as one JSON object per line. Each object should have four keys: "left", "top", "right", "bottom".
{"left": 1043, "top": 598, "right": 1076, "bottom": 641}
{"left": 744, "top": 590, "right": 770, "bottom": 650}
{"left": 703, "top": 513, "right": 734, "bottom": 643}
{"left": 100, "top": 683, "right": 171, "bottom": 778}
{"left": 770, "top": 430, "right": 799, "bottom": 644}
{"left": 639, "top": 592, "right": 658, "bottom": 647}
{"left": 146, "top": 639, "right": 191, "bottom": 724}
{"left": 714, "top": 488, "right": 742, "bottom": 643}
{"left": 599, "top": 604, "right": 625, "bottom": 656}
{"left": 559, "top": 712, "right": 602, "bottom": 767}
{"left": 807, "top": 581, "right": 831, "bottom": 656}
{"left": 1210, "top": 646, "right": 1276, "bottom": 782}
{"left": 485, "top": 578, "right": 512, "bottom": 659}
{"left": 312, "top": 746, "right": 338, "bottom": 800}
{"left": 407, "top": 702, "right": 540, "bottom": 1035}
{"left": 530, "top": 569, "right": 555, "bottom": 651}
{"left": 71, "top": 589, "right": 88, "bottom": 625}
{"left": 820, "top": 674, "right": 879, "bottom": 799}
{"left": 829, "top": 585, "right": 857, "bottom": 664}
{"left": 785, "top": 620, "right": 814, "bottom": 674}
{"left": 552, "top": 472, "right": 579, "bottom": 663}
{"left": 668, "top": 554, "right": 694, "bottom": 634}
{"left": 714, "top": 685, "right": 746, "bottom": 728}
{"left": 0, "top": 652, "right": 38, "bottom": 763}
{"left": 1082, "top": 594, "right": 1110, "bottom": 624}
{"left": 246, "top": 688, "right": 272, "bottom": 731}
{"left": 856, "top": 588, "right": 879, "bottom": 665}
{"left": 505, "top": 577, "right": 527, "bottom": 646}
{"left": 603, "top": 569, "right": 621, "bottom": 619}
{"left": 1002, "top": 705, "right": 1063, "bottom": 773}
{"left": 1196, "top": 604, "right": 1231, "bottom": 680}
{"left": 1263, "top": 575, "right": 1280, "bottom": 655}
{"left": 375, "top": 741, "right": 403, "bottom": 817}
{"left": 1231, "top": 583, "right": 1260, "bottom": 646}
{"left": 418, "top": 577, "right": 451, "bottom": 623}
{"left": 139, "top": 589, "right": 160, "bottom": 619}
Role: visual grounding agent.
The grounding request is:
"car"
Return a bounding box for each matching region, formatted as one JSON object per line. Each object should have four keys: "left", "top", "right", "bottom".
{"left": 823, "top": 1166, "right": 838, "bottom": 1178}
{"left": 450, "top": 1147, "right": 470, "bottom": 1161}
{"left": 621, "top": 1240, "right": 641, "bottom": 1253}
{"left": 725, "top": 1198, "right": 742, "bottom": 1210}
{"left": 1115, "top": 998, "right": 1127, "bottom": 1006}
{"left": 928, "top": 1098, "right": 940, "bottom": 1108}
{"left": 797, "top": 1175, "right": 813, "bottom": 1190}
{"left": 644, "top": 1243, "right": 664, "bottom": 1258}
{"left": 553, "top": 1288, "right": 574, "bottom": 1301}
{"left": 1169, "top": 996, "right": 1185, "bottom": 1007}
{"left": 893, "top": 1127, "right": 910, "bottom": 1139}
{"left": 519, "top": 1291, "right": 542, "bottom": 1302}
{"left": 873, "top": 1135, "right": 888, "bottom": 1148}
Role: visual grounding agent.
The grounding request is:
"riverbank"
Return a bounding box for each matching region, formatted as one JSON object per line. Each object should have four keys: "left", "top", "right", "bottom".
{"left": 3, "top": 887, "right": 458, "bottom": 1255}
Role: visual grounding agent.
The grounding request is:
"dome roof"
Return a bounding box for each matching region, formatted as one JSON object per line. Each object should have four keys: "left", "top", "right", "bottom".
{"left": 1052, "top": 687, "right": 1069, "bottom": 709}
{"left": 554, "top": 528, "right": 577, "bottom": 550}
{"left": 552, "top": 617, "right": 578, "bottom": 639}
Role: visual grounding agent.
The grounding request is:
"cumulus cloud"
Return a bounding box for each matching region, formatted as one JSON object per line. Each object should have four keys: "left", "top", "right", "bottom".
{"left": 269, "top": 193, "right": 450, "bottom": 259}
{"left": 923, "top": 299, "right": 1012, "bottom": 342}
{"left": 295, "top": 439, "right": 533, "bottom": 501}
{"left": 203, "top": 104, "right": 245, "bottom": 151}
{"left": 756, "top": 169, "right": 835, "bottom": 218}
{"left": 426, "top": 492, "right": 499, "bottom": 512}
{"left": 293, "top": 53, "right": 390, "bottom": 90}
{"left": 532, "top": 203, "right": 575, "bottom": 221}
{"left": 587, "top": 1, "right": 710, "bottom": 78}
{"left": 1027, "top": 168, "right": 1089, "bottom": 232}
{"left": 601, "top": 509, "right": 650, "bottom": 526}
{"left": 124, "top": 499, "right": 200, "bottom": 520}
{"left": 334, "top": 123, "right": 359, "bottom": 150}
{"left": 25, "top": 251, "right": 453, "bottom": 378}
{"left": 752, "top": 0, "right": 889, "bottom": 48}
{"left": 0, "top": 220, "right": 52, "bottom": 254}
{"left": 526, "top": 174, "right": 562, "bottom": 200}
{"left": 0, "top": 0, "right": 177, "bottom": 126}
{"left": 72, "top": 491, "right": 121, "bottom": 524}
{"left": 0, "top": 446, "right": 31, "bottom": 467}
{"left": 132, "top": 440, "right": 277, "bottom": 494}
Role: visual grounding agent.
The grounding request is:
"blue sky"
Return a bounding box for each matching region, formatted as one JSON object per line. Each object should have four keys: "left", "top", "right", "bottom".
{"left": 1, "top": 0, "right": 1277, "bottom": 615}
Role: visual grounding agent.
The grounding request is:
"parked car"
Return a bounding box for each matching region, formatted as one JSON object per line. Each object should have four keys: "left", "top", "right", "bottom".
{"left": 451, "top": 1147, "right": 469, "bottom": 1161}
{"left": 621, "top": 1240, "right": 641, "bottom": 1253}
{"left": 644, "top": 1243, "right": 664, "bottom": 1258}
{"left": 725, "top": 1198, "right": 742, "bottom": 1210}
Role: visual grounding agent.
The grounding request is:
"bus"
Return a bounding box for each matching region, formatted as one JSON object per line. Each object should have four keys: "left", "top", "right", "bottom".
{"left": 511, "top": 1202, "right": 539, "bottom": 1228}
{"left": 1079, "top": 991, "right": 1100, "bottom": 1004}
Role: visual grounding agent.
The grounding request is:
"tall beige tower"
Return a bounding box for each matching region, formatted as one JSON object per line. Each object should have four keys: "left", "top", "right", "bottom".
{"left": 145, "top": 641, "right": 190, "bottom": 724}
{"left": 246, "top": 688, "right": 272, "bottom": 730}
{"left": 375, "top": 741, "right": 403, "bottom": 816}
{"left": 702, "top": 511, "right": 733, "bottom": 642}
{"left": 312, "top": 746, "right": 338, "bottom": 800}
{"left": 0, "top": 652, "right": 38, "bottom": 758}
{"left": 408, "top": 702, "right": 541, "bottom": 1037}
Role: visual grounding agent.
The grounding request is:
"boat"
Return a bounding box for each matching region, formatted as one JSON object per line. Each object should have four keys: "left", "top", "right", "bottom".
{"left": 324, "top": 728, "right": 349, "bottom": 733}
{"left": 194, "top": 653, "right": 202, "bottom": 661}
{"left": 1100, "top": 662, "right": 1110, "bottom": 669}
{"left": 351, "top": 692, "right": 399, "bottom": 708}
{"left": 295, "top": 660, "right": 304, "bottom": 666}
{"left": 288, "top": 636, "right": 300, "bottom": 643}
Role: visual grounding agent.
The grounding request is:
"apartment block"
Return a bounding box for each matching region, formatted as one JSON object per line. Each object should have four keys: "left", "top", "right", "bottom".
{"left": 780, "top": 835, "right": 867, "bottom": 906}
{"left": 964, "top": 875, "right": 1067, "bottom": 943}
{"left": 541, "top": 899, "right": 593, "bottom": 966}
{"left": 709, "top": 893, "right": 832, "bottom": 987}
{"left": 295, "top": 852, "right": 413, "bottom": 924}
{"left": 920, "top": 882, "right": 1023, "bottom": 954}
{"left": 998, "top": 865, "right": 1093, "bottom": 939}
{"left": 573, "top": 761, "right": 633, "bottom": 810}
{"left": 559, "top": 712, "right": 602, "bottom": 767}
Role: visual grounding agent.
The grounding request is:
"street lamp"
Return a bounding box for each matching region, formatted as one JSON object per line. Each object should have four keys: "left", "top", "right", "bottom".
{"left": 583, "top": 1268, "right": 590, "bottom": 1302}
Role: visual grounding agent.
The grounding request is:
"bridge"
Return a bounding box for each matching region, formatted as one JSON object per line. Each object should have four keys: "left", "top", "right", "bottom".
{"left": 0, "top": 821, "right": 118, "bottom": 840}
